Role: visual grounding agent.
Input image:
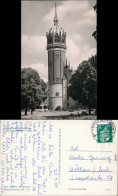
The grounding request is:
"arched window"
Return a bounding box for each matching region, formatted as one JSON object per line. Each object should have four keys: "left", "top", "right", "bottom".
{"left": 49, "top": 34, "right": 52, "bottom": 44}
{"left": 62, "top": 35, "right": 65, "bottom": 43}
{"left": 55, "top": 33, "right": 60, "bottom": 43}
{"left": 56, "top": 78, "right": 60, "bottom": 83}
{"left": 56, "top": 92, "right": 59, "bottom": 96}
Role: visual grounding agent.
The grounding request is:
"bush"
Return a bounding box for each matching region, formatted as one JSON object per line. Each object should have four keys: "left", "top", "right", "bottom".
{"left": 81, "top": 111, "right": 89, "bottom": 116}
{"left": 55, "top": 106, "right": 61, "bottom": 111}
{"left": 70, "top": 113, "right": 74, "bottom": 117}
{"left": 68, "top": 108, "right": 73, "bottom": 112}
{"left": 62, "top": 108, "right": 67, "bottom": 111}
{"left": 77, "top": 113, "right": 81, "bottom": 117}
{"left": 43, "top": 105, "right": 47, "bottom": 109}
{"left": 39, "top": 106, "right": 42, "bottom": 109}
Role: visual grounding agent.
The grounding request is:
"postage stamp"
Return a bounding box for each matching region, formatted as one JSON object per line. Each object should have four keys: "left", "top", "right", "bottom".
{"left": 91, "top": 120, "right": 116, "bottom": 143}
{"left": 97, "top": 124, "right": 112, "bottom": 143}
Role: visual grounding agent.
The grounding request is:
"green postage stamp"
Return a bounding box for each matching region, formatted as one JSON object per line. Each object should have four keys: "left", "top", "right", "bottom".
{"left": 91, "top": 120, "right": 116, "bottom": 143}
{"left": 97, "top": 124, "right": 112, "bottom": 143}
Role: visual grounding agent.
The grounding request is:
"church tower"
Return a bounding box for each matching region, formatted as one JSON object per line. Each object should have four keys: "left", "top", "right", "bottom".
{"left": 46, "top": 3, "right": 67, "bottom": 110}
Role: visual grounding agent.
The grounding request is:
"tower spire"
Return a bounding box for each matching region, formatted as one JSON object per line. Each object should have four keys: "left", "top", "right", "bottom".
{"left": 55, "top": 2, "right": 57, "bottom": 18}
{"left": 54, "top": 2, "right": 58, "bottom": 26}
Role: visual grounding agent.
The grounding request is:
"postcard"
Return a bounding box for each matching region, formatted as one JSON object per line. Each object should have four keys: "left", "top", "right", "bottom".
{"left": 0, "top": 120, "right": 117, "bottom": 195}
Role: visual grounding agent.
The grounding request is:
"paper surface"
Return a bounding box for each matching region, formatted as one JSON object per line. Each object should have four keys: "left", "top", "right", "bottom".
{"left": 0, "top": 120, "right": 117, "bottom": 195}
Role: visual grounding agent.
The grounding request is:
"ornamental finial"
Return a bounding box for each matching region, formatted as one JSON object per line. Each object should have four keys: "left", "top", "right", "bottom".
{"left": 54, "top": 2, "right": 58, "bottom": 26}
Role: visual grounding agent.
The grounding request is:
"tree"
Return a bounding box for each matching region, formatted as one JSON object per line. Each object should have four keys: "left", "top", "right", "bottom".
{"left": 68, "top": 56, "right": 97, "bottom": 115}
{"left": 92, "top": 4, "right": 97, "bottom": 41}
{"left": 21, "top": 68, "right": 47, "bottom": 115}
{"left": 43, "top": 105, "right": 47, "bottom": 111}
{"left": 88, "top": 54, "right": 97, "bottom": 70}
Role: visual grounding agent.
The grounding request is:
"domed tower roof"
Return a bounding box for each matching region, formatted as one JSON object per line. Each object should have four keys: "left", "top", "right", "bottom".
{"left": 46, "top": 2, "right": 66, "bottom": 50}
{"left": 49, "top": 26, "right": 64, "bottom": 36}
{"left": 50, "top": 2, "right": 65, "bottom": 34}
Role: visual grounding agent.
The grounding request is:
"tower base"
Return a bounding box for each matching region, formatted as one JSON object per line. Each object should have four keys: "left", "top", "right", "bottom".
{"left": 49, "top": 97, "right": 62, "bottom": 111}
{"left": 49, "top": 84, "right": 62, "bottom": 111}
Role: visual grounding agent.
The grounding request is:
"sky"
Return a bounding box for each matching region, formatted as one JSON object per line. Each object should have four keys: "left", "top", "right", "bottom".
{"left": 21, "top": 0, "right": 97, "bottom": 82}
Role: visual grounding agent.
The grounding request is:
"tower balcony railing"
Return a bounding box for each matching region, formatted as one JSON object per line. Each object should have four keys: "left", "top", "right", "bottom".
{"left": 47, "top": 42, "right": 66, "bottom": 50}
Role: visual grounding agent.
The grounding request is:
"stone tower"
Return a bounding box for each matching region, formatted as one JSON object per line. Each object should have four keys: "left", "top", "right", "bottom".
{"left": 46, "top": 3, "right": 67, "bottom": 110}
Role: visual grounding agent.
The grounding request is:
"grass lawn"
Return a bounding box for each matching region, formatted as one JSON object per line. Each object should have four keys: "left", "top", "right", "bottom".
{"left": 21, "top": 109, "right": 97, "bottom": 120}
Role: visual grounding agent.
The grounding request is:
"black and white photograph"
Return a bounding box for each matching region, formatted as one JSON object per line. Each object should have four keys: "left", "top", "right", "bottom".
{"left": 21, "top": 0, "right": 97, "bottom": 120}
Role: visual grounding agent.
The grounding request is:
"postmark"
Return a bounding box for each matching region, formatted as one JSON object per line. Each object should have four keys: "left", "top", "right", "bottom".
{"left": 91, "top": 120, "right": 116, "bottom": 143}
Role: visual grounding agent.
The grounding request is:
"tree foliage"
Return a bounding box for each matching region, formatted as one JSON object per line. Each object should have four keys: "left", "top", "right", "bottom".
{"left": 92, "top": 4, "right": 97, "bottom": 41}
{"left": 68, "top": 55, "right": 97, "bottom": 114}
{"left": 21, "top": 68, "right": 47, "bottom": 115}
